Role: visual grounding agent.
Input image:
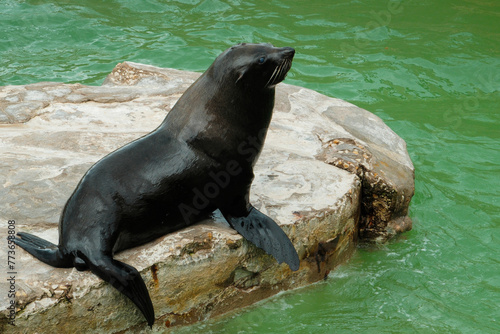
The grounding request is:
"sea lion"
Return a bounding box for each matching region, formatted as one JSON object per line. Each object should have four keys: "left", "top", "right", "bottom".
{"left": 14, "top": 43, "right": 299, "bottom": 327}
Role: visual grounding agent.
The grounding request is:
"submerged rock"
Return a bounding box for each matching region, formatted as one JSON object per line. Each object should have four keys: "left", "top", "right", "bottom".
{"left": 0, "top": 62, "right": 414, "bottom": 333}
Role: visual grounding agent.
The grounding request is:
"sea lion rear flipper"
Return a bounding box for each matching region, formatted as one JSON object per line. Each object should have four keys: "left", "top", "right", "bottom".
{"left": 85, "top": 255, "right": 155, "bottom": 328}
{"left": 222, "top": 206, "right": 300, "bottom": 271}
{"left": 14, "top": 232, "right": 72, "bottom": 267}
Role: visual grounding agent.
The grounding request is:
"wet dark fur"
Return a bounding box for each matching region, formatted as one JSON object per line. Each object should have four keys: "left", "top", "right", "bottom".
{"left": 15, "top": 43, "right": 298, "bottom": 327}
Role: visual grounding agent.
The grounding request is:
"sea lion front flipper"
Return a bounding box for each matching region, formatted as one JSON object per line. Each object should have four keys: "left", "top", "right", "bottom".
{"left": 222, "top": 206, "right": 300, "bottom": 271}
{"left": 84, "top": 254, "right": 155, "bottom": 328}
{"left": 14, "top": 232, "right": 72, "bottom": 268}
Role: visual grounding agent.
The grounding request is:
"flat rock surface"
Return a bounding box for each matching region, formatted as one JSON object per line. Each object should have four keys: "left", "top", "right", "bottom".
{"left": 0, "top": 62, "right": 414, "bottom": 333}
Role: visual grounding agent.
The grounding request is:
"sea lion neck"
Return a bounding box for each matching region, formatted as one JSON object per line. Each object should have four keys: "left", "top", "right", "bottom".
{"left": 159, "top": 71, "right": 275, "bottom": 163}
{"left": 157, "top": 43, "right": 293, "bottom": 160}
{"left": 160, "top": 70, "right": 275, "bottom": 135}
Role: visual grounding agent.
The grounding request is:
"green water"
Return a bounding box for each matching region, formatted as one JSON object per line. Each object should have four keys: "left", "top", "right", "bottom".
{"left": 1, "top": 0, "right": 499, "bottom": 333}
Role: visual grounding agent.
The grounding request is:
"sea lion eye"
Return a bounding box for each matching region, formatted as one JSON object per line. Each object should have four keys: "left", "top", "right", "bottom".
{"left": 258, "top": 57, "right": 266, "bottom": 64}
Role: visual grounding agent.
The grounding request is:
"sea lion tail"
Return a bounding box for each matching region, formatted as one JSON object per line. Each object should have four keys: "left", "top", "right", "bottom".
{"left": 83, "top": 253, "right": 155, "bottom": 328}
{"left": 223, "top": 206, "right": 300, "bottom": 271}
{"left": 14, "top": 232, "right": 72, "bottom": 268}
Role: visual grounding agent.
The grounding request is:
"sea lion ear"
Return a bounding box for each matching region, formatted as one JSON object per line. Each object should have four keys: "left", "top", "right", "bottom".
{"left": 235, "top": 69, "right": 245, "bottom": 83}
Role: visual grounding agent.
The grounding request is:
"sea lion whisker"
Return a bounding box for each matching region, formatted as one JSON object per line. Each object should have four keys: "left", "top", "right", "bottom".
{"left": 266, "top": 64, "right": 281, "bottom": 87}
{"left": 283, "top": 59, "right": 291, "bottom": 79}
{"left": 285, "top": 59, "right": 291, "bottom": 73}
{"left": 277, "top": 61, "right": 287, "bottom": 81}
{"left": 267, "top": 59, "right": 288, "bottom": 87}
{"left": 274, "top": 60, "right": 287, "bottom": 84}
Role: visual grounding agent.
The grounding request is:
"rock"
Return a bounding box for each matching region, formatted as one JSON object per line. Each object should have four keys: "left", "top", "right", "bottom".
{"left": 0, "top": 62, "right": 414, "bottom": 333}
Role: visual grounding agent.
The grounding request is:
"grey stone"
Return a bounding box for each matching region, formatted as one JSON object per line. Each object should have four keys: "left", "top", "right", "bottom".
{"left": 0, "top": 61, "right": 413, "bottom": 333}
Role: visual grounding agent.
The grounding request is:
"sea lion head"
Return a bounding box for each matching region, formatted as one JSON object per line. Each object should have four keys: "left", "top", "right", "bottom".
{"left": 210, "top": 43, "right": 295, "bottom": 90}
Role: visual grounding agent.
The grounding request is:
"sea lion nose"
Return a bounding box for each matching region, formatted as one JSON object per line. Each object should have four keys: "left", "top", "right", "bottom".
{"left": 280, "top": 47, "right": 295, "bottom": 59}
